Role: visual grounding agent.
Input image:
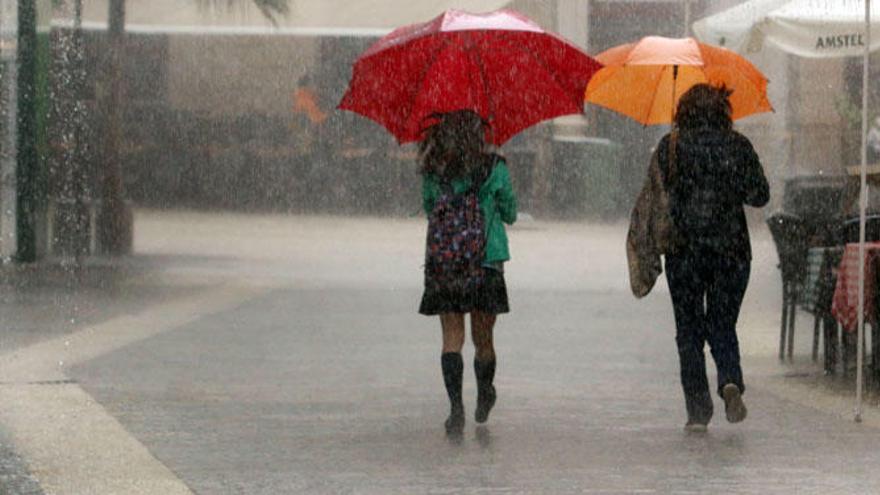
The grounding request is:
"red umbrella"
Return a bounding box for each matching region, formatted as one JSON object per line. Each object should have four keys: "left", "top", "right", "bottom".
{"left": 338, "top": 9, "right": 602, "bottom": 146}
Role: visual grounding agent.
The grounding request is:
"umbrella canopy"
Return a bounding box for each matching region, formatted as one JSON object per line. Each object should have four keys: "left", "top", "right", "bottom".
{"left": 338, "top": 9, "right": 602, "bottom": 145}
{"left": 584, "top": 36, "right": 772, "bottom": 125}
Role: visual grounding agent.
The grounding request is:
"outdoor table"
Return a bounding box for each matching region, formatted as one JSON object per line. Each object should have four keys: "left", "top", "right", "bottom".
{"left": 831, "top": 242, "right": 880, "bottom": 331}
{"left": 831, "top": 242, "right": 880, "bottom": 381}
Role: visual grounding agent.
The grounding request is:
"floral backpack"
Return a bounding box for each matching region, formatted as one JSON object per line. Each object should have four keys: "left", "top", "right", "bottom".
{"left": 424, "top": 164, "right": 491, "bottom": 294}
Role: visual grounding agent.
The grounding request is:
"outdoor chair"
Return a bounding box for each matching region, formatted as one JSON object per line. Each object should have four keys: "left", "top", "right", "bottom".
{"left": 803, "top": 246, "right": 843, "bottom": 374}
{"left": 766, "top": 212, "right": 810, "bottom": 361}
{"left": 839, "top": 214, "right": 880, "bottom": 243}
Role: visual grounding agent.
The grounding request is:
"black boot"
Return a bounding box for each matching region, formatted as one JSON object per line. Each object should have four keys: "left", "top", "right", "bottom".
{"left": 474, "top": 357, "right": 497, "bottom": 423}
{"left": 441, "top": 353, "right": 464, "bottom": 434}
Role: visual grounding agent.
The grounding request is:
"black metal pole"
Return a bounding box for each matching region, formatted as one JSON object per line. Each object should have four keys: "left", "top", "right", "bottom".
{"left": 15, "top": 0, "right": 37, "bottom": 262}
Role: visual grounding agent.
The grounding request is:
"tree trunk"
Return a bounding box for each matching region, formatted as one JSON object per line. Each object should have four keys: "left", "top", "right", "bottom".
{"left": 1, "top": 0, "right": 20, "bottom": 259}
{"left": 99, "top": 0, "right": 131, "bottom": 254}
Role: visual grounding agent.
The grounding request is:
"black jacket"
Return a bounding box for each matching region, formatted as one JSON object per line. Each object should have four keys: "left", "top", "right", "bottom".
{"left": 657, "top": 128, "right": 769, "bottom": 260}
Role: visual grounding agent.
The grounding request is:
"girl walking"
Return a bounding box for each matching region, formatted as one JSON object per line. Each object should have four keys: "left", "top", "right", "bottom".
{"left": 654, "top": 84, "right": 769, "bottom": 432}
{"left": 418, "top": 110, "right": 517, "bottom": 435}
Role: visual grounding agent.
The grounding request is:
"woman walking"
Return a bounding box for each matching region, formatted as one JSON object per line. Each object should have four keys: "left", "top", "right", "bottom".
{"left": 418, "top": 110, "right": 517, "bottom": 435}
{"left": 654, "top": 84, "right": 769, "bottom": 432}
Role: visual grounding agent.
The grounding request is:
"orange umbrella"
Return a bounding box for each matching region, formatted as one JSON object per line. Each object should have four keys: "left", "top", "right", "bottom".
{"left": 584, "top": 36, "right": 772, "bottom": 125}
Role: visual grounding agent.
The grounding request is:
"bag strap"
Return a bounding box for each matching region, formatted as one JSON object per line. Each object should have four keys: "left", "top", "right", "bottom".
{"left": 666, "top": 130, "right": 678, "bottom": 183}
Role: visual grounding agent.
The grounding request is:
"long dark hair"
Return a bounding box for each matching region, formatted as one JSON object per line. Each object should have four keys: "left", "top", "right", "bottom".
{"left": 419, "top": 110, "right": 489, "bottom": 179}
{"left": 674, "top": 83, "right": 733, "bottom": 132}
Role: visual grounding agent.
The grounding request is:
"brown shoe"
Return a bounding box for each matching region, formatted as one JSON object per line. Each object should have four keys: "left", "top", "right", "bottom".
{"left": 722, "top": 384, "right": 747, "bottom": 423}
{"left": 684, "top": 421, "right": 708, "bottom": 433}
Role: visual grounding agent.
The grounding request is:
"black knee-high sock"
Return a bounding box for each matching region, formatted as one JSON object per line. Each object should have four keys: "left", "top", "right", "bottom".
{"left": 474, "top": 357, "right": 496, "bottom": 391}
{"left": 441, "top": 352, "right": 464, "bottom": 409}
{"left": 474, "top": 357, "right": 497, "bottom": 423}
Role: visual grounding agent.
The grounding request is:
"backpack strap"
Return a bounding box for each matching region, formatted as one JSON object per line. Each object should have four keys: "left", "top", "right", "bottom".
{"left": 439, "top": 178, "right": 454, "bottom": 195}
{"left": 441, "top": 154, "right": 497, "bottom": 195}
{"left": 463, "top": 154, "right": 496, "bottom": 194}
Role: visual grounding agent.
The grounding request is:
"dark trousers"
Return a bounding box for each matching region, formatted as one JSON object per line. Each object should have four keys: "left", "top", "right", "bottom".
{"left": 665, "top": 248, "right": 750, "bottom": 422}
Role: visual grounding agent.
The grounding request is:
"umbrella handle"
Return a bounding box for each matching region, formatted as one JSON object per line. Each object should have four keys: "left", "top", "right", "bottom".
{"left": 670, "top": 65, "right": 679, "bottom": 123}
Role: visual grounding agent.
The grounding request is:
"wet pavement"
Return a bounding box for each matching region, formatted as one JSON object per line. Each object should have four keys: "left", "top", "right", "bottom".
{"left": 0, "top": 261, "right": 207, "bottom": 353}
{"left": 0, "top": 428, "right": 43, "bottom": 495}
{"left": 0, "top": 260, "right": 217, "bottom": 495}
{"left": 68, "top": 287, "right": 880, "bottom": 494}
{"left": 4, "top": 210, "right": 880, "bottom": 493}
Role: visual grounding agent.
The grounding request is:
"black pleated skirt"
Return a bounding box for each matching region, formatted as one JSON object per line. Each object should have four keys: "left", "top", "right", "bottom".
{"left": 419, "top": 268, "right": 510, "bottom": 315}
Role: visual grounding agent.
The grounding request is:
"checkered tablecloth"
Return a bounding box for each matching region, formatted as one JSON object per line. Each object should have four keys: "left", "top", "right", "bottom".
{"left": 831, "top": 242, "right": 880, "bottom": 332}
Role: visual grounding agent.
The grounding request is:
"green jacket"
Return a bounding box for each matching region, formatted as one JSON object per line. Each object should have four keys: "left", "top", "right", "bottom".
{"left": 422, "top": 160, "right": 517, "bottom": 264}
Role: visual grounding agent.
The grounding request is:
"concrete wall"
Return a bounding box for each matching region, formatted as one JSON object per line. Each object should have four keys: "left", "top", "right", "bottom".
{"left": 167, "top": 34, "right": 319, "bottom": 118}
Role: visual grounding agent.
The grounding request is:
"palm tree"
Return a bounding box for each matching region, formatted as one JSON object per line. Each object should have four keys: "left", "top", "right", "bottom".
{"left": 99, "top": 0, "right": 290, "bottom": 254}
{"left": 195, "top": 0, "right": 290, "bottom": 24}
{"left": 99, "top": 0, "right": 126, "bottom": 255}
